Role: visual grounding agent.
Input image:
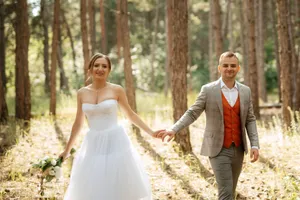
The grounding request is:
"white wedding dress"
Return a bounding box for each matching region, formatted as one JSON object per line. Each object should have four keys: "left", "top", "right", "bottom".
{"left": 64, "top": 99, "right": 152, "bottom": 200}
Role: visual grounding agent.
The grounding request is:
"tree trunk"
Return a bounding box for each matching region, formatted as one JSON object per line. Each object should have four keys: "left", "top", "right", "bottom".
{"left": 228, "top": 0, "right": 233, "bottom": 51}
{"left": 0, "top": 67, "right": 7, "bottom": 123}
{"left": 15, "top": 0, "right": 31, "bottom": 120}
{"left": 57, "top": 19, "right": 69, "bottom": 93}
{"left": 169, "top": 0, "right": 192, "bottom": 153}
{"left": 150, "top": 0, "right": 159, "bottom": 91}
{"left": 222, "top": 0, "right": 231, "bottom": 40}
{"left": 166, "top": 0, "right": 173, "bottom": 93}
{"left": 287, "top": 0, "right": 297, "bottom": 110}
{"left": 164, "top": 1, "right": 169, "bottom": 97}
{"left": 62, "top": 11, "right": 78, "bottom": 88}
{"left": 209, "top": 0, "right": 215, "bottom": 82}
{"left": 88, "top": 0, "right": 95, "bottom": 54}
{"left": 40, "top": 0, "right": 50, "bottom": 95}
{"left": 81, "top": 0, "right": 90, "bottom": 83}
{"left": 276, "top": 0, "right": 293, "bottom": 127}
{"left": 0, "top": 0, "right": 8, "bottom": 122}
{"left": 295, "top": 0, "right": 300, "bottom": 110}
{"left": 116, "top": 0, "right": 122, "bottom": 63}
{"left": 212, "top": 0, "right": 223, "bottom": 76}
{"left": 100, "top": 0, "right": 107, "bottom": 54}
{"left": 296, "top": 51, "right": 300, "bottom": 111}
{"left": 255, "top": 0, "right": 267, "bottom": 102}
{"left": 270, "top": 0, "right": 281, "bottom": 103}
{"left": 120, "top": 0, "right": 139, "bottom": 134}
{"left": 50, "top": 0, "right": 60, "bottom": 115}
{"left": 241, "top": 0, "right": 249, "bottom": 84}
{"left": 246, "top": 0, "right": 260, "bottom": 118}
{"left": 0, "top": 0, "right": 5, "bottom": 93}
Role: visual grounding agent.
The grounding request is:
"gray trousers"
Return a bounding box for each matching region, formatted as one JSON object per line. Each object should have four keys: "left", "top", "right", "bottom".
{"left": 209, "top": 144, "right": 244, "bottom": 200}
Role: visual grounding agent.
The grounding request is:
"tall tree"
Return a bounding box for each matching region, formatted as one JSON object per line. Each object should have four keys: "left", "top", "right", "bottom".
{"left": 115, "top": 0, "right": 122, "bottom": 63}
{"left": 0, "top": 0, "right": 6, "bottom": 93}
{"left": 255, "top": 0, "right": 267, "bottom": 102}
{"left": 295, "top": 0, "right": 300, "bottom": 110}
{"left": 62, "top": 12, "right": 78, "bottom": 87}
{"left": 222, "top": 0, "right": 231, "bottom": 40}
{"left": 276, "top": 0, "right": 292, "bottom": 127}
{"left": 212, "top": 0, "right": 223, "bottom": 80}
{"left": 15, "top": 0, "right": 31, "bottom": 120}
{"left": 81, "top": 0, "right": 90, "bottom": 83}
{"left": 287, "top": 0, "right": 297, "bottom": 110}
{"left": 246, "top": 0, "right": 260, "bottom": 118}
{"left": 0, "top": 66, "right": 7, "bottom": 123}
{"left": 150, "top": 0, "right": 159, "bottom": 91}
{"left": 100, "top": 0, "right": 107, "bottom": 54}
{"left": 169, "top": 0, "right": 192, "bottom": 153}
{"left": 40, "top": 0, "right": 50, "bottom": 94}
{"left": 120, "top": 0, "right": 138, "bottom": 126}
{"left": 227, "top": 0, "right": 234, "bottom": 50}
{"left": 239, "top": 0, "right": 249, "bottom": 84}
{"left": 209, "top": 0, "right": 215, "bottom": 82}
{"left": 50, "top": 0, "right": 60, "bottom": 115}
{"left": 88, "top": 0, "right": 95, "bottom": 54}
{"left": 164, "top": 0, "right": 173, "bottom": 96}
{"left": 270, "top": 0, "right": 281, "bottom": 103}
{"left": 57, "top": 16, "right": 69, "bottom": 93}
{"left": 0, "top": 0, "right": 8, "bottom": 122}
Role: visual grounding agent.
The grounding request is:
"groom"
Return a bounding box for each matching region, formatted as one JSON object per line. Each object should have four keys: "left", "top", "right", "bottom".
{"left": 158, "top": 51, "right": 260, "bottom": 199}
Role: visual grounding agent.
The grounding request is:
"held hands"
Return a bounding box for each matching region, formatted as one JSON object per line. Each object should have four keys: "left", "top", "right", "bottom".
{"left": 250, "top": 148, "right": 259, "bottom": 163}
{"left": 155, "top": 129, "right": 176, "bottom": 142}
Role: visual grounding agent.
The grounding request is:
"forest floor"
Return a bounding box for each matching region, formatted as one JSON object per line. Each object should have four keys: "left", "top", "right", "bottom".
{"left": 0, "top": 106, "right": 300, "bottom": 200}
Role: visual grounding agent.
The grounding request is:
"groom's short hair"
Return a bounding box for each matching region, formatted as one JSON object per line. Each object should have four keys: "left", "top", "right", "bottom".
{"left": 219, "top": 51, "right": 239, "bottom": 65}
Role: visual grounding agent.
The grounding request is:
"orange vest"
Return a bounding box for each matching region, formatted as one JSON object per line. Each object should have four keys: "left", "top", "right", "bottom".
{"left": 221, "top": 92, "right": 242, "bottom": 148}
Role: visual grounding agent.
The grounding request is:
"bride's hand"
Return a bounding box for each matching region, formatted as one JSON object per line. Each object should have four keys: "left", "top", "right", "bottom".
{"left": 59, "top": 150, "right": 70, "bottom": 162}
{"left": 151, "top": 129, "right": 166, "bottom": 138}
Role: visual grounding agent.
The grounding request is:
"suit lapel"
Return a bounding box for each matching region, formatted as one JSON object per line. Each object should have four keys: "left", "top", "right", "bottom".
{"left": 214, "top": 79, "right": 223, "bottom": 116}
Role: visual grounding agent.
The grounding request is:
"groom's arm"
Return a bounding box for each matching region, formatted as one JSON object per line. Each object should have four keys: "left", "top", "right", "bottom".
{"left": 170, "top": 85, "right": 207, "bottom": 133}
{"left": 245, "top": 88, "right": 260, "bottom": 148}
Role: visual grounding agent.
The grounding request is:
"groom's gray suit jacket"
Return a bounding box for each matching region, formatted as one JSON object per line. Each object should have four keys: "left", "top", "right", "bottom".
{"left": 171, "top": 79, "right": 260, "bottom": 157}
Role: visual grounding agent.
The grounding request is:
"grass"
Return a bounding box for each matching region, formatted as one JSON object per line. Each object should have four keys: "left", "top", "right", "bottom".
{"left": 0, "top": 91, "right": 299, "bottom": 199}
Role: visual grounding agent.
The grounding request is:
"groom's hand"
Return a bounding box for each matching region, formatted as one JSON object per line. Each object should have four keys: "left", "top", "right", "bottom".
{"left": 250, "top": 148, "right": 259, "bottom": 163}
{"left": 157, "top": 130, "right": 175, "bottom": 142}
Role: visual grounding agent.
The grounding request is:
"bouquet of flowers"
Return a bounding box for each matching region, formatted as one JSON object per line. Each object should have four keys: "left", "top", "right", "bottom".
{"left": 32, "top": 148, "right": 76, "bottom": 196}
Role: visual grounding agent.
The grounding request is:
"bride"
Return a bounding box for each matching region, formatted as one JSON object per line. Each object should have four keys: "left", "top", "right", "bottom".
{"left": 59, "top": 53, "right": 162, "bottom": 200}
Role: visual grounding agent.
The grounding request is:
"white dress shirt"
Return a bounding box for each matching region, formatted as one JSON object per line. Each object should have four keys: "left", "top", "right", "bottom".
{"left": 220, "top": 79, "right": 239, "bottom": 107}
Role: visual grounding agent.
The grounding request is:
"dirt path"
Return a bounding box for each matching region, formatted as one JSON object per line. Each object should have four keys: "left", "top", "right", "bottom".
{"left": 0, "top": 115, "right": 299, "bottom": 199}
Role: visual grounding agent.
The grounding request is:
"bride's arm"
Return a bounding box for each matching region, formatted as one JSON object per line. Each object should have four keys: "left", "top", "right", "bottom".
{"left": 60, "top": 90, "right": 85, "bottom": 160}
{"left": 116, "top": 85, "right": 159, "bottom": 136}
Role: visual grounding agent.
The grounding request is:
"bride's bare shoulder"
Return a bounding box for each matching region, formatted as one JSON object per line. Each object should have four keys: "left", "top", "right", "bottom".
{"left": 108, "top": 83, "right": 124, "bottom": 91}
{"left": 77, "top": 86, "right": 91, "bottom": 95}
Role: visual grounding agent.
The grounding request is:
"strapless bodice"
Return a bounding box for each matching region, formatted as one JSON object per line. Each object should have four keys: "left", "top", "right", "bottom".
{"left": 82, "top": 99, "right": 118, "bottom": 131}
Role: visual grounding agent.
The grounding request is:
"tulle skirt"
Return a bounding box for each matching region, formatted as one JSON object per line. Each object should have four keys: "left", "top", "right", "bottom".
{"left": 64, "top": 125, "right": 152, "bottom": 200}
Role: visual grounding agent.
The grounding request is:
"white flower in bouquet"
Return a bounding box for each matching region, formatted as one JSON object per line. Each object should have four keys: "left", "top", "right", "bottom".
{"left": 54, "top": 166, "right": 60, "bottom": 172}
{"left": 51, "top": 159, "right": 57, "bottom": 166}
{"left": 54, "top": 167, "right": 63, "bottom": 179}
{"left": 43, "top": 156, "right": 49, "bottom": 160}
{"left": 41, "top": 160, "right": 46, "bottom": 165}
{"left": 49, "top": 170, "right": 55, "bottom": 176}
